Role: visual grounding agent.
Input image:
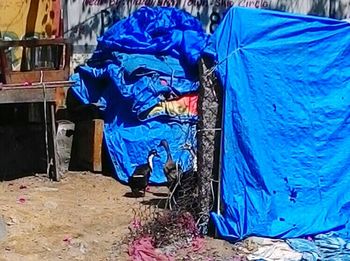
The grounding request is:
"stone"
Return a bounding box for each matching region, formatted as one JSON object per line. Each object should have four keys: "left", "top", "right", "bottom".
{"left": 6, "top": 216, "right": 17, "bottom": 226}
{"left": 44, "top": 201, "right": 58, "bottom": 209}
{"left": 0, "top": 217, "right": 7, "bottom": 240}
{"left": 34, "top": 187, "right": 58, "bottom": 192}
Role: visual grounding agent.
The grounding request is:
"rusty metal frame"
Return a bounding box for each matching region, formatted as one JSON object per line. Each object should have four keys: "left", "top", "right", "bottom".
{"left": 0, "top": 38, "right": 73, "bottom": 182}
{"left": 0, "top": 38, "right": 72, "bottom": 84}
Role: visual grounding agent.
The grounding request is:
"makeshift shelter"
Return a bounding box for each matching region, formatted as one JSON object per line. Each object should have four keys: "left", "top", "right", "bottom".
{"left": 69, "top": 7, "right": 207, "bottom": 184}
{"left": 209, "top": 7, "right": 350, "bottom": 240}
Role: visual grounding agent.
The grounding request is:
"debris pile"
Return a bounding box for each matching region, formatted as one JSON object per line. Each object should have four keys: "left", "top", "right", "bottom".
{"left": 126, "top": 205, "right": 202, "bottom": 259}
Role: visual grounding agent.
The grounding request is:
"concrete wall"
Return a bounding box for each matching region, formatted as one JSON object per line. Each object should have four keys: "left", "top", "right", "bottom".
{"left": 0, "top": 0, "right": 60, "bottom": 39}
{"left": 0, "top": 0, "right": 61, "bottom": 69}
{"left": 63, "top": 0, "right": 350, "bottom": 67}
{"left": 64, "top": 0, "right": 350, "bottom": 54}
{"left": 0, "top": 1, "right": 348, "bottom": 68}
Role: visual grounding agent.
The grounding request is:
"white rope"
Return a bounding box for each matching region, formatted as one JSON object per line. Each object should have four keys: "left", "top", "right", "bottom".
{"left": 197, "top": 128, "right": 222, "bottom": 132}
{"left": 40, "top": 70, "right": 51, "bottom": 177}
{"left": 200, "top": 47, "right": 242, "bottom": 81}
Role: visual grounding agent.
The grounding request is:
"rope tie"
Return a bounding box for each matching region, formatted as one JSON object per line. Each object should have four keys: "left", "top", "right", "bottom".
{"left": 40, "top": 70, "right": 52, "bottom": 177}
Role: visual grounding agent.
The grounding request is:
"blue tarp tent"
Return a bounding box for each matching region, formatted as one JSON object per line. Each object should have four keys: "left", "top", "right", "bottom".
{"left": 70, "top": 7, "right": 207, "bottom": 183}
{"left": 209, "top": 7, "right": 350, "bottom": 240}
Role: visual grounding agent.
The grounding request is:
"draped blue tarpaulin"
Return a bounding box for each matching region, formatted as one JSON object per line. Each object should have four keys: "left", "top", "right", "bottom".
{"left": 70, "top": 7, "right": 207, "bottom": 183}
{"left": 209, "top": 7, "right": 350, "bottom": 240}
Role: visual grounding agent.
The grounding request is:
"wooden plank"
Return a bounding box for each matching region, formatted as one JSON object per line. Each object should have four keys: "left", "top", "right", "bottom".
{"left": 0, "top": 48, "right": 8, "bottom": 83}
{"left": 92, "top": 119, "right": 103, "bottom": 172}
{"left": 50, "top": 104, "right": 60, "bottom": 181}
{"left": 4, "top": 70, "right": 69, "bottom": 84}
{"left": 1, "top": 81, "right": 74, "bottom": 88}
{"left": 0, "top": 88, "right": 56, "bottom": 104}
{"left": 71, "top": 121, "right": 93, "bottom": 171}
{"left": 55, "top": 87, "right": 66, "bottom": 108}
{"left": 0, "top": 38, "right": 72, "bottom": 48}
{"left": 70, "top": 119, "right": 104, "bottom": 173}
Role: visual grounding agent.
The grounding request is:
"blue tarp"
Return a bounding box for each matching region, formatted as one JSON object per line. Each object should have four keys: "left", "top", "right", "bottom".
{"left": 287, "top": 233, "right": 350, "bottom": 260}
{"left": 210, "top": 7, "right": 350, "bottom": 240}
{"left": 70, "top": 7, "right": 207, "bottom": 183}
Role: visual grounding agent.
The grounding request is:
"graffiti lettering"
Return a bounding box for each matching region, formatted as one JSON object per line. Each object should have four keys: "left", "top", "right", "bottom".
{"left": 83, "top": 0, "right": 109, "bottom": 5}
{"left": 213, "top": 0, "right": 269, "bottom": 8}
{"left": 207, "top": 1, "right": 270, "bottom": 32}
{"left": 74, "top": 0, "right": 272, "bottom": 46}
{"left": 83, "top": 0, "right": 181, "bottom": 7}
{"left": 187, "top": 0, "right": 208, "bottom": 7}
{"left": 83, "top": 0, "right": 270, "bottom": 7}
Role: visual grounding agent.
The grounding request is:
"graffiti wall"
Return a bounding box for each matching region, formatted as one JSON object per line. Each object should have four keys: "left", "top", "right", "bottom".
{"left": 0, "top": 0, "right": 61, "bottom": 40}
{"left": 64, "top": 0, "right": 350, "bottom": 57}
{"left": 0, "top": 0, "right": 61, "bottom": 68}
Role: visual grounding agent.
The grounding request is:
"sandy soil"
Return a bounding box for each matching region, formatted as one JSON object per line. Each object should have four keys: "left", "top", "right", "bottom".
{"left": 0, "top": 172, "right": 239, "bottom": 261}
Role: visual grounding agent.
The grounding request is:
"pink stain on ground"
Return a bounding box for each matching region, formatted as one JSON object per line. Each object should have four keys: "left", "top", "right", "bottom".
{"left": 17, "top": 196, "right": 26, "bottom": 204}
{"left": 191, "top": 237, "right": 205, "bottom": 252}
{"left": 128, "top": 236, "right": 174, "bottom": 261}
{"left": 63, "top": 235, "right": 72, "bottom": 244}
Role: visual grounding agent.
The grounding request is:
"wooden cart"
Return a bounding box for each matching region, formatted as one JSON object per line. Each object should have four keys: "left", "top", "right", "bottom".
{"left": 0, "top": 38, "right": 73, "bottom": 181}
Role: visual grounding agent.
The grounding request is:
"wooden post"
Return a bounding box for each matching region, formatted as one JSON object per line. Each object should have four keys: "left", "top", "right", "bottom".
{"left": 50, "top": 103, "right": 60, "bottom": 181}
{"left": 70, "top": 119, "right": 104, "bottom": 172}
{"left": 92, "top": 119, "right": 104, "bottom": 172}
{"left": 197, "top": 58, "right": 223, "bottom": 235}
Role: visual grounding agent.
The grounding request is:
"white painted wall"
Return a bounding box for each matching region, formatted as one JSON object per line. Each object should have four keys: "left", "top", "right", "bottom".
{"left": 63, "top": 0, "right": 349, "bottom": 62}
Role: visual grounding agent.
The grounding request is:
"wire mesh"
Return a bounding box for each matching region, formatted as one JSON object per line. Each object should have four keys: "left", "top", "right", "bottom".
{"left": 123, "top": 58, "right": 222, "bottom": 257}
{"left": 127, "top": 204, "right": 199, "bottom": 250}
{"left": 162, "top": 58, "right": 222, "bottom": 235}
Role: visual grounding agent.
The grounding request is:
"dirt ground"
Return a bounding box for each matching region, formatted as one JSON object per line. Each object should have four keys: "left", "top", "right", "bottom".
{"left": 0, "top": 172, "right": 239, "bottom": 261}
